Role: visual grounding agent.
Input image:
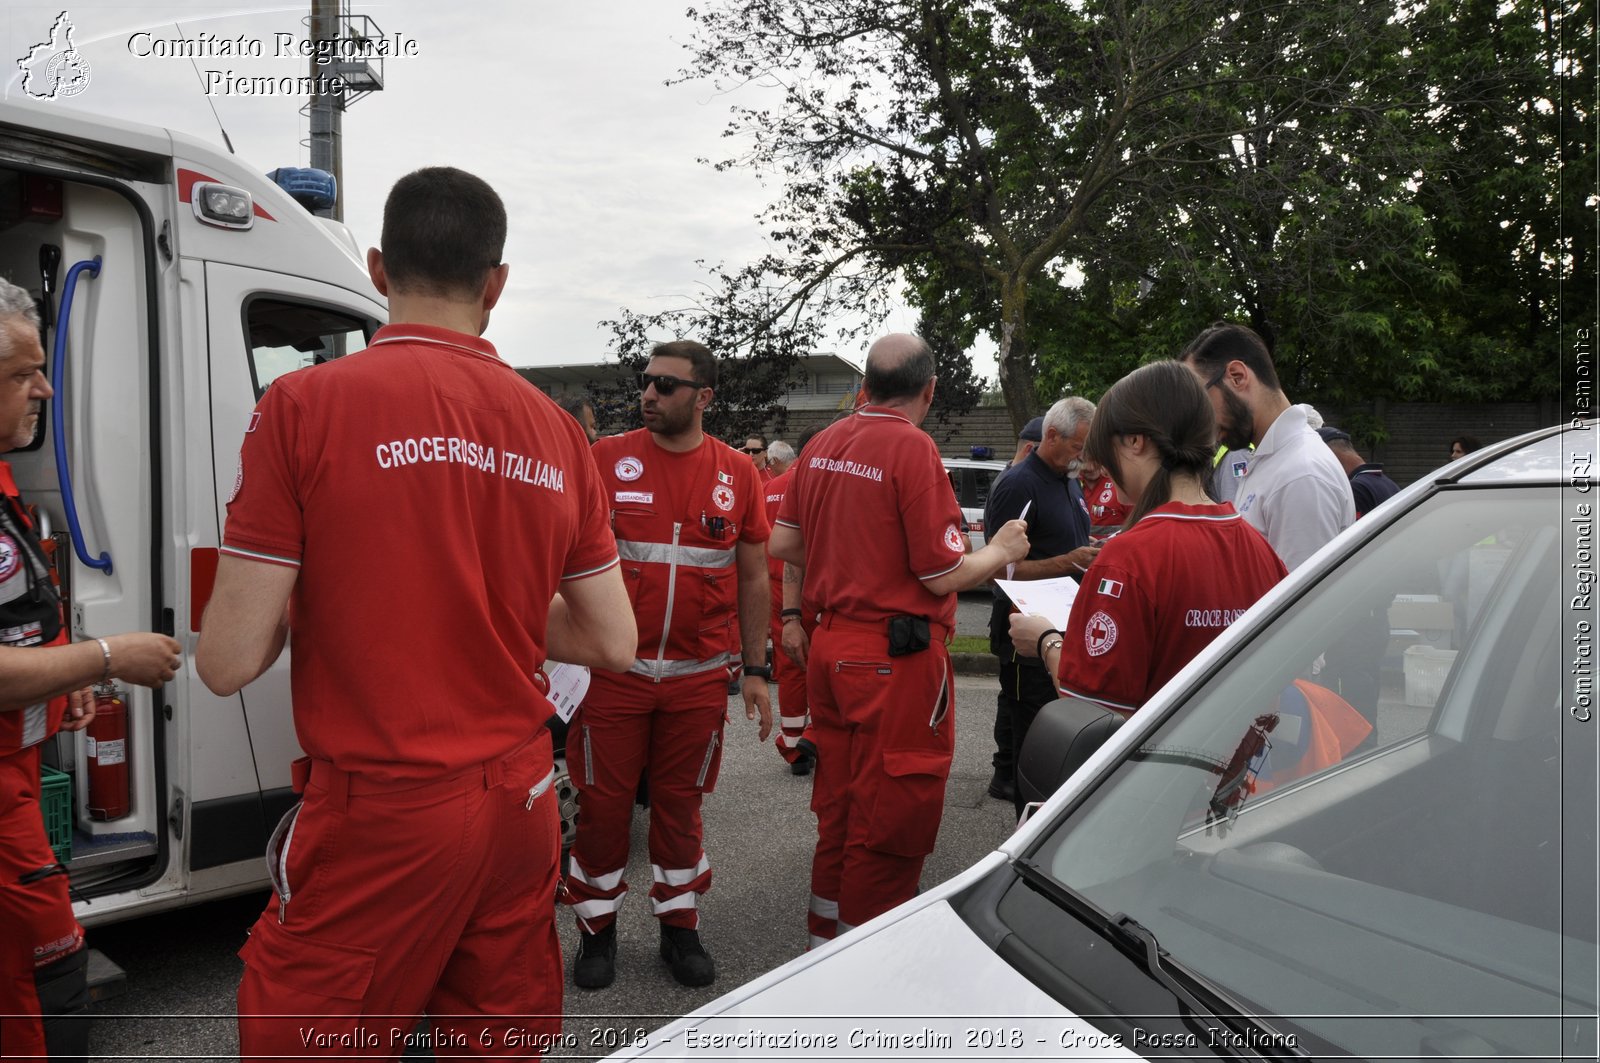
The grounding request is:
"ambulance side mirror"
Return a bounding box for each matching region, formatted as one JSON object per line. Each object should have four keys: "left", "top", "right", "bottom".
{"left": 1016, "top": 697, "right": 1125, "bottom": 807}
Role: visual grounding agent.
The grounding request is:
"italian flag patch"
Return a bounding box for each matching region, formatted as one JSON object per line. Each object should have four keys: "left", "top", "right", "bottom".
{"left": 1097, "top": 578, "right": 1123, "bottom": 598}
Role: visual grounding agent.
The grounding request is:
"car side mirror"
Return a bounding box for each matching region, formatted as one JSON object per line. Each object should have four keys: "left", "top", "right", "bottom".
{"left": 1016, "top": 697, "right": 1126, "bottom": 806}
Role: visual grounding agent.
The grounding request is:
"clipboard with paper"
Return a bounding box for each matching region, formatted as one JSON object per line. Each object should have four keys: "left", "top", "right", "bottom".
{"left": 992, "top": 575, "right": 1080, "bottom": 630}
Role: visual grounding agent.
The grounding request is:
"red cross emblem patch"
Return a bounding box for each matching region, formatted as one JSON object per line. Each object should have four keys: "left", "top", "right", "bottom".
{"left": 1085, "top": 610, "right": 1118, "bottom": 657}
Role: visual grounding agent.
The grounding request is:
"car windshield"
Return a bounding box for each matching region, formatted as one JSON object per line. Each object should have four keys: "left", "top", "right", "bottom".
{"left": 1023, "top": 485, "right": 1596, "bottom": 1058}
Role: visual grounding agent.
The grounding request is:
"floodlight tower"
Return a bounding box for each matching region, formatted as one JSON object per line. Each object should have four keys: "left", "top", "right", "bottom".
{"left": 304, "top": 0, "right": 386, "bottom": 219}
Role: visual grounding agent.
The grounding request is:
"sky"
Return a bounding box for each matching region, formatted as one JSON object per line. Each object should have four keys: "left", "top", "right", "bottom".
{"left": 1, "top": 1, "right": 940, "bottom": 372}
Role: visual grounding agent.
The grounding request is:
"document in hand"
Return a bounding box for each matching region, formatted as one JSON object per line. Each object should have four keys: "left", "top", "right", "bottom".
{"left": 993, "top": 575, "right": 1081, "bottom": 630}
{"left": 545, "top": 661, "right": 592, "bottom": 723}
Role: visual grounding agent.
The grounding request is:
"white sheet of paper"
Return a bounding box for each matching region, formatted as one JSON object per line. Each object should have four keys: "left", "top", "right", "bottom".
{"left": 993, "top": 576, "right": 1081, "bottom": 630}
{"left": 544, "top": 661, "right": 592, "bottom": 724}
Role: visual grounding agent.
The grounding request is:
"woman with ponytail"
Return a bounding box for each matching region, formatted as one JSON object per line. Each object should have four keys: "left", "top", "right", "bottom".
{"left": 1010, "top": 362, "right": 1286, "bottom": 714}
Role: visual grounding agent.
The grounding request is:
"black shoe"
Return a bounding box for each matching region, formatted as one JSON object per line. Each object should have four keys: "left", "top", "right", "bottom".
{"left": 790, "top": 752, "right": 813, "bottom": 776}
{"left": 573, "top": 924, "right": 617, "bottom": 989}
{"left": 659, "top": 924, "right": 716, "bottom": 987}
{"left": 986, "top": 772, "right": 1016, "bottom": 802}
{"left": 795, "top": 736, "right": 818, "bottom": 761}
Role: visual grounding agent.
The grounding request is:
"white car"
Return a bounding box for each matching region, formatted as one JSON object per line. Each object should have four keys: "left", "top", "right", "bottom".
{"left": 943, "top": 456, "right": 1008, "bottom": 549}
{"left": 611, "top": 424, "right": 1596, "bottom": 1060}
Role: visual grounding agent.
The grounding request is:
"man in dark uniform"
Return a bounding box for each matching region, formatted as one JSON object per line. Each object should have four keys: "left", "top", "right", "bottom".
{"left": 1318, "top": 427, "right": 1400, "bottom": 517}
{"left": 984, "top": 396, "right": 1100, "bottom": 817}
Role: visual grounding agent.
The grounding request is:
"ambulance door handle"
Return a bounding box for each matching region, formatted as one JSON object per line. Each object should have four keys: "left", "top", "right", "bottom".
{"left": 50, "top": 256, "right": 112, "bottom": 575}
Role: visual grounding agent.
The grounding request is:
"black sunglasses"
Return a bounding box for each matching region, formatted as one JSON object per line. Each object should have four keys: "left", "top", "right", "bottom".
{"left": 638, "top": 371, "right": 706, "bottom": 397}
{"left": 740, "top": 446, "right": 765, "bottom": 454}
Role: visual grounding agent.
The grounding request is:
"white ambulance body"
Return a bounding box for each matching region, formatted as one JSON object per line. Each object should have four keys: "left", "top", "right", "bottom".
{"left": 0, "top": 100, "right": 385, "bottom": 925}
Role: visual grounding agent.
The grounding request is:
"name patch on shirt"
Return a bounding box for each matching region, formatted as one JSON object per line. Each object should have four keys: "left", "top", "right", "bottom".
{"left": 615, "top": 491, "right": 654, "bottom": 504}
{"left": 373, "top": 437, "right": 566, "bottom": 493}
{"left": 808, "top": 455, "right": 883, "bottom": 482}
{"left": 1185, "top": 608, "right": 1248, "bottom": 629}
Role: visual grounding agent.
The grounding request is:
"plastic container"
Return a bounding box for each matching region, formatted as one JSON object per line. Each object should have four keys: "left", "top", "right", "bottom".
{"left": 40, "top": 765, "right": 72, "bottom": 863}
{"left": 1403, "top": 645, "right": 1458, "bottom": 706}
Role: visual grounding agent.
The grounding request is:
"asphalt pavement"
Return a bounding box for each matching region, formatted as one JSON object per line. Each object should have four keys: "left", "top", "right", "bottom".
{"left": 83, "top": 642, "right": 1013, "bottom": 1062}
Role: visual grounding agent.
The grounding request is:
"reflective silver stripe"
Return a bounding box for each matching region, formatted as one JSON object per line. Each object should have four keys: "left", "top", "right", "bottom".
{"left": 836, "top": 919, "right": 857, "bottom": 934}
{"left": 628, "top": 653, "right": 732, "bottom": 680}
{"left": 694, "top": 732, "right": 720, "bottom": 789}
{"left": 573, "top": 896, "right": 624, "bottom": 920}
{"left": 651, "top": 892, "right": 698, "bottom": 915}
{"left": 581, "top": 725, "right": 594, "bottom": 786}
{"left": 808, "top": 894, "right": 839, "bottom": 920}
{"left": 776, "top": 732, "right": 803, "bottom": 749}
{"left": 569, "top": 863, "right": 626, "bottom": 892}
{"left": 617, "top": 539, "right": 736, "bottom": 570}
{"left": 808, "top": 933, "right": 831, "bottom": 949}
{"left": 779, "top": 714, "right": 808, "bottom": 728}
{"left": 652, "top": 523, "right": 684, "bottom": 683}
{"left": 19, "top": 702, "right": 47, "bottom": 748}
{"left": 651, "top": 854, "right": 711, "bottom": 887}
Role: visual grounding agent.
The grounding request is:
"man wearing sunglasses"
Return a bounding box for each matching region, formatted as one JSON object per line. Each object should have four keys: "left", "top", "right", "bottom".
{"left": 568, "top": 340, "right": 773, "bottom": 991}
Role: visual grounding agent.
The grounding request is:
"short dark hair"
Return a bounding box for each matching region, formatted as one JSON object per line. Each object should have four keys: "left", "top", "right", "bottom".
{"left": 1180, "top": 321, "right": 1281, "bottom": 393}
{"left": 556, "top": 393, "right": 592, "bottom": 420}
{"left": 796, "top": 423, "right": 825, "bottom": 455}
{"left": 380, "top": 167, "right": 506, "bottom": 299}
{"left": 650, "top": 339, "right": 717, "bottom": 390}
{"left": 744, "top": 432, "right": 768, "bottom": 447}
{"left": 1086, "top": 361, "right": 1217, "bottom": 529}
{"left": 863, "top": 337, "right": 935, "bottom": 402}
{"left": 1450, "top": 435, "right": 1482, "bottom": 455}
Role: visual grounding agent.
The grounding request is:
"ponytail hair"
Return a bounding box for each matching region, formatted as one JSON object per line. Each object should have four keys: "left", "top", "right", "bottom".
{"left": 1085, "top": 361, "right": 1217, "bottom": 529}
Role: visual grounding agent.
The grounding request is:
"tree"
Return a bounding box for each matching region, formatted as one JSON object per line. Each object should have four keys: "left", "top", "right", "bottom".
{"left": 607, "top": 0, "right": 1446, "bottom": 431}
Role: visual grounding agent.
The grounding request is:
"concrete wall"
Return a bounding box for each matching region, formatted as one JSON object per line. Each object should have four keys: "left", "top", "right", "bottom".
{"left": 768, "top": 399, "right": 1563, "bottom": 489}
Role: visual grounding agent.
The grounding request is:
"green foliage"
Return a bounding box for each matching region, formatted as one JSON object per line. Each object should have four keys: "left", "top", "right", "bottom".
{"left": 603, "top": 0, "right": 1591, "bottom": 423}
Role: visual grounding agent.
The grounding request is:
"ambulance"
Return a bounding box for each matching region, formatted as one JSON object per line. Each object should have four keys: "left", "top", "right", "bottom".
{"left": 0, "top": 99, "right": 391, "bottom": 926}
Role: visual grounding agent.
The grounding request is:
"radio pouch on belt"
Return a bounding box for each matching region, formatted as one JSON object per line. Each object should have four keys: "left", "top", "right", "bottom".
{"left": 887, "top": 615, "right": 930, "bottom": 657}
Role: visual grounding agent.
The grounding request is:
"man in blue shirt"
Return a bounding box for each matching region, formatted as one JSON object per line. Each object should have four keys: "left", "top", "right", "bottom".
{"left": 1317, "top": 427, "right": 1400, "bottom": 517}
{"left": 984, "top": 396, "right": 1099, "bottom": 815}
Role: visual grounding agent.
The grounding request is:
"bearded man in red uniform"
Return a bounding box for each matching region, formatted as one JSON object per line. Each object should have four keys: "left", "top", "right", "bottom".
{"left": 197, "top": 167, "right": 635, "bottom": 1061}
{"left": 567, "top": 340, "right": 773, "bottom": 989}
{"left": 0, "top": 282, "right": 182, "bottom": 1060}
{"left": 771, "top": 333, "right": 1029, "bottom": 948}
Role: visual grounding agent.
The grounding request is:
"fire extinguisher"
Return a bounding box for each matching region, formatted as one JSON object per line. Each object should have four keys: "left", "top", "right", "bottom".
{"left": 86, "top": 682, "right": 129, "bottom": 820}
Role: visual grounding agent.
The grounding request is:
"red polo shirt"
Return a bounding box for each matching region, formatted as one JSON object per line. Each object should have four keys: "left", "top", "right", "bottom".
{"left": 591, "top": 429, "right": 768, "bottom": 663}
{"left": 777, "top": 406, "right": 965, "bottom": 627}
{"left": 222, "top": 324, "right": 618, "bottom": 783}
{"left": 1058, "top": 501, "right": 1286, "bottom": 713}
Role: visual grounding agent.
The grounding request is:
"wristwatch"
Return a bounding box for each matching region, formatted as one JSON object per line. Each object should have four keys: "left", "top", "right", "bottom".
{"left": 742, "top": 663, "right": 773, "bottom": 679}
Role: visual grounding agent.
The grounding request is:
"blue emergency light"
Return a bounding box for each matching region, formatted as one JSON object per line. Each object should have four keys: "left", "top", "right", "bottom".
{"left": 970, "top": 445, "right": 994, "bottom": 460}
{"left": 268, "top": 167, "right": 338, "bottom": 212}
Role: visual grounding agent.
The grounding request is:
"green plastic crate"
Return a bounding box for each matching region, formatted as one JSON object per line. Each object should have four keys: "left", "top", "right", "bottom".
{"left": 40, "top": 765, "right": 71, "bottom": 863}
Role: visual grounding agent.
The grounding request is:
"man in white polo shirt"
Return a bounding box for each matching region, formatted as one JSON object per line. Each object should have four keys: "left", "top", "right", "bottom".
{"left": 1180, "top": 322, "right": 1354, "bottom": 571}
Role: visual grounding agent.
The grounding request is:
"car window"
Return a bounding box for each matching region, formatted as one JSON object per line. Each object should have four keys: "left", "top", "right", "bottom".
{"left": 1019, "top": 486, "right": 1594, "bottom": 1059}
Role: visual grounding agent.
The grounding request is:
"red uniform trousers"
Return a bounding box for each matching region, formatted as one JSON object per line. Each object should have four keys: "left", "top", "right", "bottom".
{"left": 565, "top": 669, "right": 725, "bottom": 933}
{"left": 770, "top": 614, "right": 817, "bottom": 764}
{"left": 236, "top": 731, "right": 562, "bottom": 1062}
{"left": 1, "top": 745, "right": 87, "bottom": 1060}
{"left": 805, "top": 614, "right": 954, "bottom": 948}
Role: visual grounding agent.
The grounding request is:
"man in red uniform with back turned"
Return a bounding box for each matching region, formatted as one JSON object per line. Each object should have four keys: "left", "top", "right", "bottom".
{"left": 196, "top": 167, "right": 635, "bottom": 1061}
{"left": 771, "top": 333, "right": 1029, "bottom": 948}
{"left": 567, "top": 340, "right": 772, "bottom": 990}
